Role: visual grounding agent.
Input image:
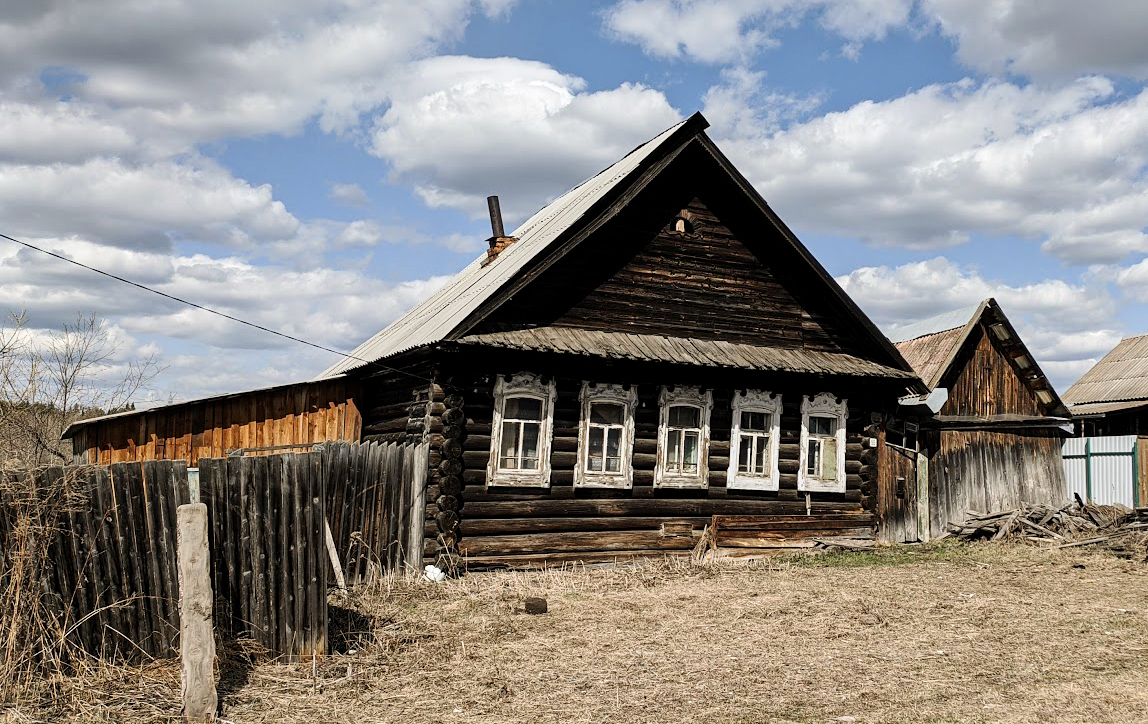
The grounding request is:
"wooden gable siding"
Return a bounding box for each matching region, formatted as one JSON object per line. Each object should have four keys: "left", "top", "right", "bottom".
{"left": 71, "top": 378, "right": 361, "bottom": 467}
{"left": 548, "top": 197, "right": 843, "bottom": 350}
{"left": 939, "top": 323, "right": 1043, "bottom": 417}
{"left": 467, "top": 143, "right": 883, "bottom": 362}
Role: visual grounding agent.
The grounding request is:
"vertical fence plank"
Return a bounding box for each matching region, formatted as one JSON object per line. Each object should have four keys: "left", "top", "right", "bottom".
{"left": 238, "top": 456, "right": 254, "bottom": 637}
{"left": 250, "top": 455, "right": 268, "bottom": 647}
{"left": 279, "top": 454, "right": 295, "bottom": 658}
{"left": 262, "top": 454, "right": 279, "bottom": 651}
{"left": 107, "top": 464, "right": 141, "bottom": 655}
{"left": 120, "top": 462, "right": 156, "bottom": 657}
{"left": 291, "top": 455, "right": 307, "bottom": 659}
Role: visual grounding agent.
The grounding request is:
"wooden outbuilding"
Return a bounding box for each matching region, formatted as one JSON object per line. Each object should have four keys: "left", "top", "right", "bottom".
{"left": 886, "top": 298, "right": 1071, "bottom": 541}
{"left": 65, "top": 112, "right": 931, "bottom": 567}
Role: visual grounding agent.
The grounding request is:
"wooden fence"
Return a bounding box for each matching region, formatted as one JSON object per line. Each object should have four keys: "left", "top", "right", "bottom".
{"left": 325, "top": 440, "right": 430, "bottom": 585}
{"left": 0, "top": 461, "right": 191, "bottom": 660}
{"left": 0, "top": 440, "right": 431, "bottom": 663}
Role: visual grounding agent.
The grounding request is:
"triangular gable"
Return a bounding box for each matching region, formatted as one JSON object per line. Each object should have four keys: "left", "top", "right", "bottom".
{"left": 319, "top": 112, "right": 919, "bottom": 386}
{"left": 892, "top": 299, "right": 1068, "bottom": 417}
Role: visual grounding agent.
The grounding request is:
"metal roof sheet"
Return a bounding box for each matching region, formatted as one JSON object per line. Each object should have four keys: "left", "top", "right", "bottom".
{"left": 316, "top": 117, "right": 695, "bottom": 379}
{"left": 1061, "top": 333, "right": 1148, "bottom": 405}
{"left": 454, "top": 327, "right": 918, "bottom": 379}
{"left": 885, "top": 303, "right": 982, "bottom": 343}
{"left": 1066, "top": 399, "right": 1148, "bottom": 417}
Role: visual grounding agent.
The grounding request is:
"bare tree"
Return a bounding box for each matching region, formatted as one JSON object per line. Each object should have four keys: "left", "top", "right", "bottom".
{"left": 0, "top": 312, "right": 162, "bottom": 466}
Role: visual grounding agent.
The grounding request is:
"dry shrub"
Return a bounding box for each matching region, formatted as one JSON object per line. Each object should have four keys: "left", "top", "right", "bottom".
{"left": 0, "top": 465, "right": 88, "bottom": 700}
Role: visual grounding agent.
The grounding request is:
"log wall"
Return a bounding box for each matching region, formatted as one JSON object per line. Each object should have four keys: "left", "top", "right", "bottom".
{"left": 69, "top": 378, "right": 361, "bottom": 467}
{"left": 422, "top": 368, "right": 884, "bottom": 569}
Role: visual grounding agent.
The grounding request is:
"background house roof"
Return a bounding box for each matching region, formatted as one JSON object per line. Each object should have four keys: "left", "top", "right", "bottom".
{"left": 1062, "top": 333, "right": 1148, "bottom": 407}
{"left": 889, "top": 298, "right": 1068, "bottom": 417}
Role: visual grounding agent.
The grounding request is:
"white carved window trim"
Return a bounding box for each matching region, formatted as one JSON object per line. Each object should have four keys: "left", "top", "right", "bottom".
{"left": 654, "top": 385, "right": 713, "bottom": 489}
{"left": 575, "top": 382, "right": 638, "bottom": 489}
{"left": 727, "top": 390, "right": 782, "bottom": 491}
{"left": 798, "top": 392, "right": 848, "bottom": 493}
{"left": 487, "top": 372, "right": 556, "bottom": 488}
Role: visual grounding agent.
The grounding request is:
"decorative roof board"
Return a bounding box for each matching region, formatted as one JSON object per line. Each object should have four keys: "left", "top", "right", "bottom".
{"left": 1061, "top": 333, "right": 1148, "bottom": 405}
{"left": 455, "top": 327, "right": 918, "bottom": 379}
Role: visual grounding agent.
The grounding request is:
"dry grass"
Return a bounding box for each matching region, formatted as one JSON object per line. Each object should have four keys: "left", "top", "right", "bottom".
{"left": 4, "top": 541, "right": 1148, "bottom": 723}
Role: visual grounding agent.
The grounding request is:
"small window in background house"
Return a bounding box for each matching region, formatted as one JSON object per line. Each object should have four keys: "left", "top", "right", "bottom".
{"left": 806, "top": 416, "right": 838, "bottom": 480}
{"left": 904, "top": 421, "right": 919, "bottom": 451}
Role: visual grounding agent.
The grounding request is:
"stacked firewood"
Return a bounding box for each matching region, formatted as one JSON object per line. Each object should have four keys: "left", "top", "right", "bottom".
{"left": 948, "top": 499, "right": 1148, "bottom": 559}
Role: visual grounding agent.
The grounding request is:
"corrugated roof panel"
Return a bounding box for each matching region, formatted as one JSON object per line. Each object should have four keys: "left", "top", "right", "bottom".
{"left": 1062, "top": 333, "right": 1148, "bottom": 405}
{"left": 454, "top": 327, "right": 917, "bottom": 379}
{"left": 316, "top": 117, "right": 693, "bottom": 379}
{"left": 885, "top": 303, "right": 981, "bottom": 343}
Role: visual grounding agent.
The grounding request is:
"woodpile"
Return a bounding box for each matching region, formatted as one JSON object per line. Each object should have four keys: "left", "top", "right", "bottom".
{"left": 948, "top": 499, "right": 1148, "bottom": 560}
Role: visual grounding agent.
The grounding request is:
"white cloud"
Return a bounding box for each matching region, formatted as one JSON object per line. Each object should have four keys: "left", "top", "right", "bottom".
{"left": 839, "top": 256, "right": 1119, "bottom": 390}
{"left": 922, "top": 0, "right": 1148, "bottom": 80}
{"left": 602, "top": 0, "right": 912, "bottom": 64}
{"left": 369, "top": 56, "right": 682, "bottom": 221}
{"left": 0, "top": 1, "right": 513, "bottom": 143}
{"left": 0, "top": 156, "right": 299, "bottom": 251}
{"left": 710, "top": 73, "right": 1148, "bottom": 264}
{"left": 329, "top": 182, "right": 370, "bottom": 208}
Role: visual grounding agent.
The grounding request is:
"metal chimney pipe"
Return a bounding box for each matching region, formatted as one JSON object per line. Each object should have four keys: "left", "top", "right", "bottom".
{"left": 487, "top": 195, "right": 505, "bottom": 238}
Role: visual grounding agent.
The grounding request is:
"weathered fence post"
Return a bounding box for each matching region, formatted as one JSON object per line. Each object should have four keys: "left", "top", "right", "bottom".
{"left": 178, "top": 503, "right": 217, "bottom": 723}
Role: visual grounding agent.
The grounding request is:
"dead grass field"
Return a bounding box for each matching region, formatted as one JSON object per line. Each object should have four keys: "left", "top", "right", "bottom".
{"left": 5, "top": 541, "right": 1148, "bottom": 724}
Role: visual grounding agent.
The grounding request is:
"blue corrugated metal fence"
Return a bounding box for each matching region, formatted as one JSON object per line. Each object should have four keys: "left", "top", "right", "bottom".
{"left": 1062, "top": 435, "right": 1140, "bottom": 507}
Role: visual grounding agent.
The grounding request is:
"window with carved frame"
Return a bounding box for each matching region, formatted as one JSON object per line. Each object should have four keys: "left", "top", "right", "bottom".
{"left": 798, "top": 392, "right": 848, "bottom": 493}
{"left": 575, "top": 382, "right": 637, "bottom": 489}
{"left": 487, "top": 372, "right": 556, "bottom": 487}
{"left": 655, "top": 385, "right": 712, "bottom": 488}
{"left": 727, "top": 390, "right": 782, "bottom": 491}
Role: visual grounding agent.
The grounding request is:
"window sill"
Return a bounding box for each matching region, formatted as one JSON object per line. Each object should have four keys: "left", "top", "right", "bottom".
{"left": 728, "top": 476, "right": 779, "bottom": 491}
{"left": 654, "top": 476, "right": 708, "bottom": 489}
{"left": 798, "top": 478, "right": 845, "bottom": 493}
{"left": 575, "top": 474, "right": 632, "bottom": 490}
{"left": 487, "top": 473, "right": 550, "bottom": 488}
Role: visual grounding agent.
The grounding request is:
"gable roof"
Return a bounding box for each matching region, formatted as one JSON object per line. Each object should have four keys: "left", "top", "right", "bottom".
{"left": 890, "top": 298, "right": 1069, "bottom": 417}
{"left": 1062, "top": 333, "right": 1148, "bottom": 408}
{"left": 319, "top": 112, "right": 920, "bottom": 388}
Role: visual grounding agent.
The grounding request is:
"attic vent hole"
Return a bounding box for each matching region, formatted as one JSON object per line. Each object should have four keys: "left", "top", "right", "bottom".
{"left": 673, "top": 217, "right": 693, "bottom": 234}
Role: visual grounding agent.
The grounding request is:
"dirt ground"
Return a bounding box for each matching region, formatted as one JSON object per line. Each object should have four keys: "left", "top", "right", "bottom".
{"left": 5, "top": 541, "right": 1148, "bottom": 724}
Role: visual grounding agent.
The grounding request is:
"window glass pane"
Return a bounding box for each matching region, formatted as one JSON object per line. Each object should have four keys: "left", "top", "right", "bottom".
{"left": 500, "top": 420, "right": 519, "bottom": 469}
{"left": 806, "top": 438, "right": 820, "bottom": 475}
{"left": 587, "top": 427, "right": 604, "bottom": 471}
{"left": 591, "top": 402, "right": 624, "bottom": 426}
{"left": 521, "top": 422, "right": 540, "bottom": 469}
{"left": 741, "top": 411, "right": 767, "bottom": 431}
{"left": 505, "top": 396, "right": 543, "bottom": 420}
{"left": 810, "top": 416, "right": 834, "bottom": 437}
{"left": 606, "top": 428, "right": 622, "bottom": 472}
{"left": 667, "top": 430, "right": 682, "bottom": 472}
{"left": 683, "top": 431, "right": 699, "bottom": 473}
{"left": 669, "top": 405, "right": 700, "bottom": 428}
{"left": 738, "top": 435, "right": 753, "bottom": 473}
{"left": 754, "top": 434, "right": 768, "bottom": 474}
{"left": 821, "top": 438, "right": 837, "bottom": 479}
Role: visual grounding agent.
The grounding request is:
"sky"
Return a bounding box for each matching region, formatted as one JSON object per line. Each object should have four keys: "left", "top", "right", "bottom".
{"left": 3, "top": 0, "right": 1148, "bottom": 405}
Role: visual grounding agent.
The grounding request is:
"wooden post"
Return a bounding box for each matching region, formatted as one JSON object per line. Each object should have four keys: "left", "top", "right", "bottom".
{"left": 325, "top": 519, "right": 346, "bottom": 592}
{"left": 178, "top": 503, "right": 217, "bottom": 723}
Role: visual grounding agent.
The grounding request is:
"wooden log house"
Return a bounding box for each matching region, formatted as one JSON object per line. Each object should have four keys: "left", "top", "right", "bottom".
{"left": 888, "top": 299, "right": 1072, "bottom": 541}
{"left": 65, "top": 113, "right": 932, "bottom": 567}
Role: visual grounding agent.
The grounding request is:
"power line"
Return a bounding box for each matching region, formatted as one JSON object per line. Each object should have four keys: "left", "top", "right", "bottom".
{"left": 1, "top": 232, "right": 433, "bottom": 386}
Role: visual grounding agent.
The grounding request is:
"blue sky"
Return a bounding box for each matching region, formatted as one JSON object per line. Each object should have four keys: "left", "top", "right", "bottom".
{"left": 3, "top": 0, "right": 1148, "bottom": 403}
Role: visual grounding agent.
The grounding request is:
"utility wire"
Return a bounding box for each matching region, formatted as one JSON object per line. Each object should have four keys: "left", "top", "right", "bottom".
{"left": 2, "top": 232, "right": 434, "bottom": 386}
